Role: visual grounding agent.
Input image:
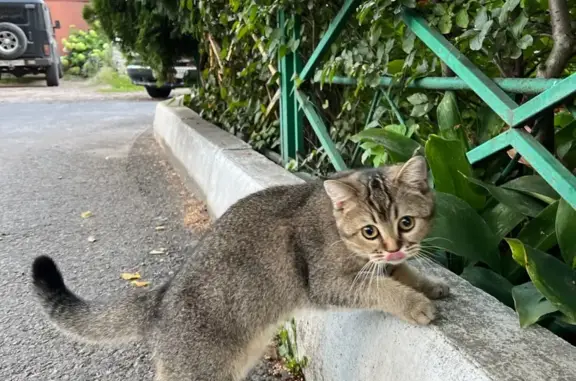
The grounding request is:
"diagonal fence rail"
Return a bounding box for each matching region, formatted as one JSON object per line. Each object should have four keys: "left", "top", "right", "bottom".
{"left": 277, "top": 0, "right": 576, "bottom": 208}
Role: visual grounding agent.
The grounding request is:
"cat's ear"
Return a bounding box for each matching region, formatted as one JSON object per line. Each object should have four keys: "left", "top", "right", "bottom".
{"left": 324, "top": 180, "right": 356, "bottom": 210}
{"left": 395, "top": 155, "right": 429, "bottom": 190}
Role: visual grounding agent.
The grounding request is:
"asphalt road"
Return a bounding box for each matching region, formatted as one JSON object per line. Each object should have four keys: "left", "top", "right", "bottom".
{"left": 0, "top": 99, "right": 202, "bottom": 380}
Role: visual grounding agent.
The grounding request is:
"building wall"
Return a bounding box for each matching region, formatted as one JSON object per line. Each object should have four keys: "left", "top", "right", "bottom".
{"left": 45, "top": 0, "right": 90, "bottom": 55}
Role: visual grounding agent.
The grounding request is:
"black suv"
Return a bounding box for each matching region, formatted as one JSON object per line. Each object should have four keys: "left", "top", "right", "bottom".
{"left": 0, "top": 0, "right": 63, "bottom": 86}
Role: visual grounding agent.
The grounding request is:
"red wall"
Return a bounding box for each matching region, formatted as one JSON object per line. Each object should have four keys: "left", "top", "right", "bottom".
{"left": 45, "top": 0, "right": 90, "bottom": 55}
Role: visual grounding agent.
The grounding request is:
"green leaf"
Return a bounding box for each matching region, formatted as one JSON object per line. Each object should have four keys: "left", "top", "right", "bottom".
{"left": 501, "top": 175, "right": 559, "bottom": 204}
{"left": 470, "top": 19, "right": 493, "bottom": 51}
{"left": 517, "top": 201, "right": 559, "bottom": 251}
{"left": 237, "top": 24, "right": 250, "bottom": 40}
{"left": 387, "top": 59, "right": 404, "bottom": 75}
{"left": 555, "top": 121, "right": 576, "bottom": 167}
{"left": 219, "top": 86, "right": 227, "bottom": 99}
{"left": 384, "top": 124, "right": 407, "bottom": 135}
{"left": 521, "top": 0, "right": 549, "bottom": 11}
{"left": 510, "top": 12, "right": 529, "bottom": 38}
{"left": 477, "top": 105, "right": 505, "bottom": 143}
{"left": 428, "top": 192, "right": 501, "bottom": 271}
{"left": 517, "top": 34, "right": 533, "bottom": 49}
{"left": 556, "top": 120, "right": 576, "bottom": 154}
{"left": 506, "top": 238, "right": 576, "bottom": 322}
{"left": 425, "top": 135, "right": 485, "bottom": 209}
{"left": 474, "top": 8, "right": 488, "bottom": 29}
{"left": 407, "top": 93, "right": 428, "bottom": 105}
{"left": 410, "top": 103, "right": 433, "bottom": 117}
{"left": 455, "top": 9, "right": 469, "bottom": 28}
{"left": 462, "top": 266, "right": 514, "bottom": 307}
{"left": 499, "top": 0, "right": 521, "bottom": 24}
{"left": 436, "top": 91, "right": 467, "bottom": 146}
{"left": 554, "top": 111, "right": 574, "bottom": 128}
{"left": 370, "top": 27, "right": 382, "bottom": 47}
{"left": 466, "top": 177, "right": 546, "bottom": 217}
{"left": 402, "top": 30, "right": 415, "bottom": 54}
{"left": 482, "top": 203, "right": 525, "bottom": 239}
{"left": 439, "top": 15, "right": 453, "bottom": 34}
{"left": 433, "top": 3, "right": 447, "bottom": 15}
{"left": 351, "top": 128, "right": 421, "bottom": 163}
{"left": 556, "top": 198, "right": 576, "bottom": 268}
{"left": 512, "top": 282, "right": 559, "bottom": 328}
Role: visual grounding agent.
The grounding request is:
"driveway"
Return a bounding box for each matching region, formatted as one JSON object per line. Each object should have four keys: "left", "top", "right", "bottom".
{"left": 0, "top": 77, "right": 151, "bottom": 103}
{"left": 0, "top": 88, "right": 291, "bottom": 380}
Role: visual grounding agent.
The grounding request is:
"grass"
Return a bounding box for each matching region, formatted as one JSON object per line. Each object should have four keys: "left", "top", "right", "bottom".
{"left": 0, "top": 74, "right": 43, "bottom": 85}
{"left": 91, "top": 67, "right": 143, "bottom": 93}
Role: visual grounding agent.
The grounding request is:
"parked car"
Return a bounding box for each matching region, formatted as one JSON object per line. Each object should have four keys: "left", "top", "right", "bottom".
{"left": 0, "top": 0, "right": 63, "bottom": 86}
{"left": 126, "top": 57, "right": 198, "bottom": 99}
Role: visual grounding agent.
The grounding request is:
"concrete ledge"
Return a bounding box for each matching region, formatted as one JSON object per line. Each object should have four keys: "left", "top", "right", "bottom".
{"left": 153, "top": 103, "right": 301, "bottom": 217}
{"left": 153, "top": 101, "right": 576, "bottom": 381}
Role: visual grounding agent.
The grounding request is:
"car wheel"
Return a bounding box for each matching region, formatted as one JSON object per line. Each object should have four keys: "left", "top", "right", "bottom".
{"left": 0, "top": 22, "right": 28, "bottom": 60}
{"left": 46, "top": 62, "right": 59, "bottom": 87}
{"left": 145, "top": 86, "right": 172, "bottom": 99}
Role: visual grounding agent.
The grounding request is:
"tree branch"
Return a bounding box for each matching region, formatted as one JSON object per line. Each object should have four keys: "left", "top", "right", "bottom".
{"left": 532, "top": 0, "right": 574, "bottom": 153}
{"left": 537, "top": 0, "right": 574, "bottom": 78}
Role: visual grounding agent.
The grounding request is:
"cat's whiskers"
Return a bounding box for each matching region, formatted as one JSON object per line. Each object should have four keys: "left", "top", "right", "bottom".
{"left": 350, "top": 260, "right": 376, "bottom": 292}
{"left": 422, "top": 237, "right": 454, "bottom": 245}
{"left": 415, "top": 247, "right": 444, "bottom": 263}
{"left": 404, "top": 246, "right": 436, "bottom": 269}
{"left": 410, "top": 250, "right": 441, "bottom": 268}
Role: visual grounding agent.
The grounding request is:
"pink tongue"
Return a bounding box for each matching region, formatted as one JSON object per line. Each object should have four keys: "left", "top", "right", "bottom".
{"left": 386, "top": 251, "right": 406, "bottom": 261}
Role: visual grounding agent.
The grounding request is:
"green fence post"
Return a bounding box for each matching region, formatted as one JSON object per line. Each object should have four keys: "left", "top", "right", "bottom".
{"left": 292, "top": 14, "right": 304, "bottom": 154}
{"left": 295, "top": 90, "right": 347, "bottom": 171}
{"left": 278, "top": 10, "right": 297, "bottom": 163}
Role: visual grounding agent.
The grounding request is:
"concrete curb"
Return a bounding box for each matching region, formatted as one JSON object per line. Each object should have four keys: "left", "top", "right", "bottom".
{"left": 153, "top": 102, "right": 576, "bottom": 381}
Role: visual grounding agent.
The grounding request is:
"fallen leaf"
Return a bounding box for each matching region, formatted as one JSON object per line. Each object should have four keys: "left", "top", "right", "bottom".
{"left": 87, "top": 236, "right": 97, "bottom": 243}
{"left": 149, "top": 248, "right": 167, "bottom": 255}
{"left": 120, "top": 272, "right": 141, "bottom": 280}
{"left": 131, "top": 280, "right": 150, "bottom": 287}
{"left": 81, "top": 211, "right": 93, "bottom": 218}
{"left": 155, "top": 226, "right": 166, "bottom": 231}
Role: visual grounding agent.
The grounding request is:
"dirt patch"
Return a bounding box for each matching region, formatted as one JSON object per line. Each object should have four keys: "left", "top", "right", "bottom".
{"left": 183, "top": 197, "right": 211, "bottom": 232}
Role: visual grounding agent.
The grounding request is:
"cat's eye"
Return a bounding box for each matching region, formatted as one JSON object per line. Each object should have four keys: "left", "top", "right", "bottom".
{"left": 361, "top": 225, "right": 379, "bottom": 240}
{"left": 399, "top": 216, "right": 415, "bottom": 231}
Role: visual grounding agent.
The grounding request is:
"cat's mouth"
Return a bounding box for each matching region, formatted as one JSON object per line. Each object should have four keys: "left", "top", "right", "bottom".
{"left": 370, "top": 251, "right": 408, "bottom": 265}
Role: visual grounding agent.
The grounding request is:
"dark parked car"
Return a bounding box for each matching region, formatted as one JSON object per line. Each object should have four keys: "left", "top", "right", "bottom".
{"left": 126, "top": 57, "right": 198, "bottom": 99}
{"left": 0, "top": 0, "right": 63, "bottom": 86}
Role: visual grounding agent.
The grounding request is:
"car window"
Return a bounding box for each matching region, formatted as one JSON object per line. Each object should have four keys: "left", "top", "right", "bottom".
{"left": 0, "top": 6, "right": 28, "bottom": 24}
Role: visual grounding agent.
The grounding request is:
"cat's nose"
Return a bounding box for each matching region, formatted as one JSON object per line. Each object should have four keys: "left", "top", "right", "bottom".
{"left": 383, "top": 237, "right": 400, "bottom": 252}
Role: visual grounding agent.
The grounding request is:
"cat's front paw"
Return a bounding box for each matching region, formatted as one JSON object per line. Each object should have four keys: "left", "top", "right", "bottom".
{"left": 403, "top": 292, "right": 436, "bottom": 325}
{"left": 422, "top": 280, "right": 450, "bottom": 300}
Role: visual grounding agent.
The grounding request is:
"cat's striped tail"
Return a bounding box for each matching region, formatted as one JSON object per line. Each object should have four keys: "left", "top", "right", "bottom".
{"left": 31, "top": 255, "right": 162, "bottom": 345}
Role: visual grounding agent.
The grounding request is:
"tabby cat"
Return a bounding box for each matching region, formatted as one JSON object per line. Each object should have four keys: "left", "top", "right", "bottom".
{"left": 32, "top": 155, "right": 449, "bottom": 380}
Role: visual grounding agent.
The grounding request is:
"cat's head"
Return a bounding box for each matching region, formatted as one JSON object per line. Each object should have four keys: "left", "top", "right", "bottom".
{"left": 323, "top": 156, "right": 434, "bottom": 265}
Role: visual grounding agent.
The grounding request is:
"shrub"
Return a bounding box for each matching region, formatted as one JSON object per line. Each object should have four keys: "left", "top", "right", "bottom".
{"left": 62, "top": 25, "right": 109, "bottom": 77}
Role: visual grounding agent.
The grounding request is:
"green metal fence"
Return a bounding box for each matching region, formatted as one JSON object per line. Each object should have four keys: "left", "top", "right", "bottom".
{"left": 277, "top": 0, "right": 576, "bottom": 209}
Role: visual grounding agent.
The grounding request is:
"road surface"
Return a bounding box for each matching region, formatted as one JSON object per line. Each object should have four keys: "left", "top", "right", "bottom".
{"left": 0, "top": 87, "right": 290, "bottom": 380}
